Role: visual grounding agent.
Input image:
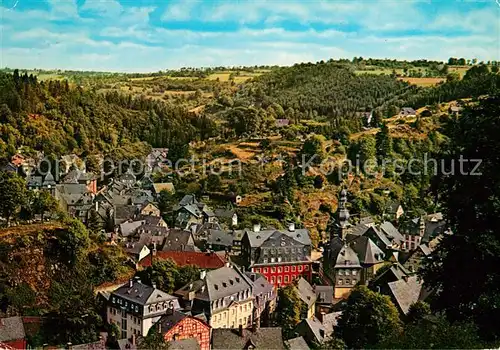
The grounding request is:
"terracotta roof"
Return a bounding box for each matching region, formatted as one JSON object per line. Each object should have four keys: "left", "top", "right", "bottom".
{"left": 140, "top": 251, "right": 227, "bottom": 269}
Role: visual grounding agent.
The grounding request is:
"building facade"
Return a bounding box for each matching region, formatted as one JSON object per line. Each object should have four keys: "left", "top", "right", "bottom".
{"left": 107, "top": 278, "right": 180, "bottom": 339}
{"left": 241, "top": 223, "right": 313, "bottom": 288}
{"left": 157, "top": 311, "right": 211, "bottom": 350}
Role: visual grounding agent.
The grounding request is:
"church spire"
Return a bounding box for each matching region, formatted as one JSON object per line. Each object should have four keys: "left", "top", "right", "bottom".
{"left": 337, "top": 188, "right": 351, "bottom": 240}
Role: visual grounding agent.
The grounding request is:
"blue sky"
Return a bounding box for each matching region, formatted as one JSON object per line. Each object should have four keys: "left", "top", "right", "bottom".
{"left": 1, "top": 0, "right": 499, "bottom": 72}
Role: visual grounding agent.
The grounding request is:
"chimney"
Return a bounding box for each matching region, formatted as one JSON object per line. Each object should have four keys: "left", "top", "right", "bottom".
{"left": 250, "top": 273, "right": 256, "bottom": 281}
{"left": 200, "top": 270, "right": 207, "bottom": 280}
{"left": 129, "top": 279, "right": 133, "bottom": 288}
{"left": 253, "top": 223, "right": 261, "bottom": 232}
{"left": 152, "top": 282, "right": 157, "bottom": 289}
{"left": 153, "top": 242, "right": 157, "bottom": 256}
{"left": 238, "top": 324, "right": 244, "bottom": 337}
{"left": 319, "top": 312, "right": 325, "bottom": 323}
{"left": 67, "top": 342, "right": 72, "bottom": 350}
{"left": 288, "top": 222, "right": 295, "bottom": 232}
{"left": 134, "top": 276, "right": 141, "bottom": 284}
{"left": 225, "top": 262, "right": 231, "bottom": 268}
{"left": 95, "top": 201, "right": 99, "bottom": 212}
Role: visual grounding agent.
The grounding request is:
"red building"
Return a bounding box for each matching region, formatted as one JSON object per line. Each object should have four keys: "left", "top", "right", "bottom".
{"left": 0, "top": 317, "right": 26, "bottom": 350}
{"left": 140, "top": 251, "right": 227, "bottom": 270}
{"left": 250, "top": 262, "right": 312, "bottom": 288}
{"left": 157, "top": 310, "right": 211, "bottom": 350}
{"left": 241, "top": 223, "right": 313, "bottom": 288}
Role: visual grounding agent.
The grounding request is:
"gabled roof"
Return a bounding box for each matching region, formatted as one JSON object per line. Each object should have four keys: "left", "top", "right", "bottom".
{"left": 296, "top": 278, "right": 316, "bottom": 308}
{"left": 0, "top": 317, "right": 25, "bottom": 342}
{"left": 207, "top": 229, "right": 236, "bottom": 247}
{"left": 174, "top": 265, "right": 253, "bottom": 302}
{"left": 119, "top": 220, "right": 145, "bottom": 237}
{"left": 168, "top": 338, "right": 201, "bottom": 350}
{"left": 387, "top": 276, "right": 424, "bottom": 315}
{"left": 212, "top": 328, "right": 285, "bottom": 349}
{"left": 246, "top": 227, "right": 311, "bottom": 248}
{"left": 157, "top": 310, "right": 209, "bottom": 335}
{"left": 112, "top": 280, "right": 179, "bottom": 307}
{"left": 140, "top": 251, "right": 227, "bottom": 269}
{"left": 380, "top": 221, "right": 404, "bottom": 244}
{"left": 349, "top": 236, "right": 385, "bottom": 265}
{"left": 245, "top": 272, "right": 274, "bottom": 300}
{"left": 178, "top": 194, "right": 199, "bottom": 207}
{"left": 296, "top": 318, "right": 327, "bottom": 344}
{"left": 213, "top": 208, "right": 236, "bottom": 219}
{"left": 315, "top": 285, "right": 334, "bottom": 305}
{"left": 335, "top": 245, "right": 361, "bottom": 268}
{"left": 365, "top": 226, "right": 392, "bottom": 248}
{"left": 162, "top": 229, "right": 196, "bottom": 252}
{"left": 285, "top": 336, "right": 309, "bottom": 350}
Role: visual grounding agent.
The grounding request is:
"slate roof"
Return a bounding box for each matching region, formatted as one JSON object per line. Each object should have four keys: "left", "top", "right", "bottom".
{"left": 213, "top": 208, "right": 236, "bottom": 219}
{"left": 246, "top": 228, "right": 311, "bottom": 247}
{"left": 174, "top": 265, "right": 252, "bottom": 303}
{"left": 366, "top": 226, "right": 392, "bottom": 248}
{"left": 178, "top": 194, "right": 199, "bottom": 207}
{"left": 296, "top": 278, "right": 316, "bottom": 308}
{"left": 322, "top": 311, "right": 342, "bottom": 332}
{"left": 285, "top": 336, "right": 310, "bottom": 350}
{"left": 140, "top": 251, "right": 227, "bottom": 269}
{"left": 212, "top": 328, "right": 285, "bottom": 349}
{"left": 156, "top": 310, "right": 188, "bottom": 333}
{"left": 296, "top": 318, "right": 327, "bottom": 345}
{"left": 162, "top": 229, "right": 196, "bottom": 252}
{"left": 380, "top": 221, "right": 404, "bottom": 245}
{"left": 349, "top": 236, "right": 385, "bottom": 265}
{"left": 0, "top": 317, "right": 25, "bottom": 342}
{"left": 207, "top": 229, "right": 236, "bottom": 247}
{"left": 112, "top": 280, "right": 179, "bottom": 307}
{"left": 335, "top": 245, "right": 361, "bottom": 268}
{"left": 314, "top": 286, "right": 334, "bottom": 305}
{"left": 115, "top": 205, "right": 138, "bottom": 221}
{"left": 137, "top": 224, "right": 169, "bottom": 237}
{"left": 387, "top": 276, "right": 424, "bottom": 315}
{"left": 119, "top": 220, "right": 145, "bottom": 237}
{"left": 168, "top": 338, "right": 201, "bottom": 350}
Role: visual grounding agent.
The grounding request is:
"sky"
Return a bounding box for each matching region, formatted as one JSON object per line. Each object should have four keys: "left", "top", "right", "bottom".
{"left": 1, "top": 0, "right": 499, "bottom": 72}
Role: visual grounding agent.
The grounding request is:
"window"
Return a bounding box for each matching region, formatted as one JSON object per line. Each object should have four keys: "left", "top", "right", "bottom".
{"left": 338, "top": 279, "right": 343, "bottom": 285}
{"left": 352, "top": 279, "right": 356, "bottom": 285}
{"left": 304, "top": 265, "right": 309, "bottom": 271}
{"left": 255, "top": 268, "right": 260, "bottom": 273}
{"left": 291, "top": 266, "right": 296, "bottom": 272}
{"left": 271, "top": 267, "right": 276, "bottom": 273}
{"left": 243, "top": 317, "right": 247, "bottom": 324}
{"left": 270, "top": 257, "right": 275, "bottom": 263}
{"left": 346, "top": 279, "right": 350, "bottom": 285}
{"left": 264, "top": 268, "right": 268, "bottom": 273}
{"left": 338, "top": 270, "right": 344, "bottom": 275}
{"left": 263, "top": 258, "right": 268, "bottom": 263}
{"left": 284, "top": 275, "right": 289, "bottom": 282}
{"left": 271, "top": 277, "right": 276, "bottom": 283}
{"left": 298, "top": 265, "right": 303, "bottom": 272}
{"left": 278, "top": 276, "right": 282, "bottom": 283}
{"left": 345, "top": 270, "right": 350, "bottom": 275}
{"left": 239, "top": 318, "right": 242, "bottom": 325}
{"left": 352, "top": 270, "right": 357, "bottom": 275}
{"left": 277, "top": 257, "right": 282, "bottom": 262}
{"left": 278, "top": 267, "right": 282, "bottom": 272}
{"left": 285, "top": 266, "right": 289, "bottom": 272}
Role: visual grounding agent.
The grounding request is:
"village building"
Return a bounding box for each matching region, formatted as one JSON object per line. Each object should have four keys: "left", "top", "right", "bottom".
{"left": 107, "top": 278, "right": 180, "bottom": 339}
{"left": 244, "top": 272, "right": 276, "bottom": 326}
{"left": 0, "top": 317, "right": 26, "bottom": 350}
{"left": 155, "top": 310, "right": 211, "bottom": 350}
{"left": 241, "top": 223, "right": 313, "bottom": 288}
{"left": 174, "top": 265, "right": 254, "bottom": 329}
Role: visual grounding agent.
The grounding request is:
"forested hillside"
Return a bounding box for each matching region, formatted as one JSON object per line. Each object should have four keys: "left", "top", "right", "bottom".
{"left": 0, "top": 71, "right": 216, "bottom": 161}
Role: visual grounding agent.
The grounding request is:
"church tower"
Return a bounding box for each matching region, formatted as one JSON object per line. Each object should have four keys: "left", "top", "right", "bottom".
{"left": 332, "top": 188, "right": 351, "bottom": 240}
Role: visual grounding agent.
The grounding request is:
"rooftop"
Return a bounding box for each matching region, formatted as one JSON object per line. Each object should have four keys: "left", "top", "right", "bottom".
{"left": 212, "top": 327, "right": 285, "bottom": 350}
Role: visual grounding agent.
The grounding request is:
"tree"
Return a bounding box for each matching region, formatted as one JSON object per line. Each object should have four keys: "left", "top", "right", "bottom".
{"left": 0, "top": 172, "right": 27, "bottom": 226}
{"left": 422, "top": 95, "right": 500, "bottom": 341}
{"left": 206, "top": 174, "right": 222, "bottom": 192}
{"left": 137, "top": 260, "right": 200, "bottom": 294}
{"left": 138, "top": 328, "right": 170, "bottom": 350}
{"left": 446, "top": 71, "right": 461, "bottom": 82}
{"left": 375, "top": 123, "right": 393, "bottom": 160}
{"left": 157, "top": 189, "right": 175, "bottom": 214}
{"left": 33, "top": 190, "right": 58, "bottom": 220}
{"left": 276, "top": 284, "right": 301, "bottom": 339}
{"left": 56, "top": 219, "right": 91, "bottom": 266}
{"left": 406, "top": 301, "right": 431, "bottom": 324}
{"left": 335, "top": 286, "right": 403, "bottom": 348}
{"left": 300, "top": 135, "right": 325, "bottom": 166}
{"left": 378, "top": 315, "right": 483, "bottom": 349}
